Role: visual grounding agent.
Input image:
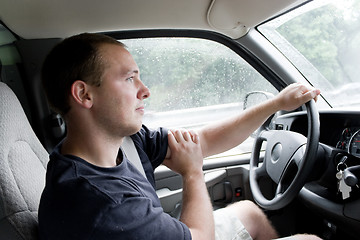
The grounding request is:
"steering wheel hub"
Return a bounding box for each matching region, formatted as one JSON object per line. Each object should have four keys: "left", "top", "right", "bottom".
{"left": 271, "top": 143, "right": 282, "bottom": 163}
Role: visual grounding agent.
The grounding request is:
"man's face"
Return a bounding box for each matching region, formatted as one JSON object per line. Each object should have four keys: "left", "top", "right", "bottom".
{"left": 90, "top": 43, "right": 150, "bottom": 137}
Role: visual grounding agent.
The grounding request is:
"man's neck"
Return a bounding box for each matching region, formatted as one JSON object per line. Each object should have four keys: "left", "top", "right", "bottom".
{"left": 61, "top": 132, "right": 123, "bottom": 168}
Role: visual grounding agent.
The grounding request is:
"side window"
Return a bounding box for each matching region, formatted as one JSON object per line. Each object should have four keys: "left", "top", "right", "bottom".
{"left": 122, "top": 38, "right": 278, "bottom": 158}
{"left": 0, "top": 24, "right": 20, "bottom": 66}
{"left": 0, "top": 24, "right": 32, "bottom": 122}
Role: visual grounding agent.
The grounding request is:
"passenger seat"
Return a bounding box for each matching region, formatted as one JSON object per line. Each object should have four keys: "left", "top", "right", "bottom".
{"left": 0, "top": 82, "right": 49, "bottom": 240}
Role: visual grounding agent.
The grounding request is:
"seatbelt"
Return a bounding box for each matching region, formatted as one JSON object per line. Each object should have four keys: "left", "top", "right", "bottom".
{"left": 121, "top": 136, "right": 146, "bottom": 177}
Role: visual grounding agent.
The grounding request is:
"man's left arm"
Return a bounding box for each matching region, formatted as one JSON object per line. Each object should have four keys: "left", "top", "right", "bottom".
{"left": 197, "top": 83, "right": 321, "bottom": 158}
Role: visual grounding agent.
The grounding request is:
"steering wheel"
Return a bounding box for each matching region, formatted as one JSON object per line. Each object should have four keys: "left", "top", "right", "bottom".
{"left": 249, "top": 100, "right": 320, "bottom": 210}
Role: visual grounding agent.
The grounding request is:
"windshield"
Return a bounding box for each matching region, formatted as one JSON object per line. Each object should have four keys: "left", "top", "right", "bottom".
{"left": 258, "top": 0, "right": 360, "bottom": 108}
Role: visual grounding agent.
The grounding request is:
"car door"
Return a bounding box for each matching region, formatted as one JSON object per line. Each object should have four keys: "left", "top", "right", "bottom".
{"left": 121, "top": 36, "right": 279, "bottom": 216}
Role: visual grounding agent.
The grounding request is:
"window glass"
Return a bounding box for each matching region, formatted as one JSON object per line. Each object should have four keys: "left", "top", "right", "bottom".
{"left": 259, "top": 0, "right": 360, "bottom": 108}
{"left": 0, "top": 24, "right": 20, "bottom": 65}
{"left": 0, "top": 23, "right": 32, "bottom": 122}
{"left": 122, "top": 38, "right": 277, "bottom": 157}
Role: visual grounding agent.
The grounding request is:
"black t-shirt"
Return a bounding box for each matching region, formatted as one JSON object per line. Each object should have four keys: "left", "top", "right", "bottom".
{"left": 38, "top": 126, "right": 191, "bottom": 240}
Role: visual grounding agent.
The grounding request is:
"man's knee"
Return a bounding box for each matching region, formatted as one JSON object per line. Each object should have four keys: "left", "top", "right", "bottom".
{"left": 225, "top": 201, "right": 322, "bottom": 240}
{"left": 226, "top": 200, "right": 258, "bottom": 211}
{"left": 226, "top": 200, "right": 265, "bottom": 220}
{"left": 225, "top": 200, "right": 278, "bottom": 239}
{"left": 280, "top": 234, "right": 322, "bottom": 240}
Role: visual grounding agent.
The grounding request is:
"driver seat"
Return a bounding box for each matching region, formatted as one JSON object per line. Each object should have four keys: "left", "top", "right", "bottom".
{"left": 0, "top": 81, "right": 49, "bottom": 240}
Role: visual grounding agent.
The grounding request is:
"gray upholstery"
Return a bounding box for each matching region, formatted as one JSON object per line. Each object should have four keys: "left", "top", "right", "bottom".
{"left": 0, "top": 82, "right": 49, "bottom": 239}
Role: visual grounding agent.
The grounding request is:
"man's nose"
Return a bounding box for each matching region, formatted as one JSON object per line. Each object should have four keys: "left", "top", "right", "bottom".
{"left": 137, "top": 80, "right": 150, "bottom": 100}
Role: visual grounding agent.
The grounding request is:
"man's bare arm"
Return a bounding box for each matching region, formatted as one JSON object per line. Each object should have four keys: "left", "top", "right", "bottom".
{"left": 198, "top": 83, "right": 321, "bottom": 158}
{"left": 163, "top": 130, "right": 214, "bottom": 240}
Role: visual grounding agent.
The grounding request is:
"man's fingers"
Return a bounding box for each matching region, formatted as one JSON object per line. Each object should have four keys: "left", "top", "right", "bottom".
{"left": 170, "top": 129, "right": 198, "bottom": 143}
{"left": 182, "top": 131, "right": 191, "bottom": 141}
{"left": 168, "top": 131, "right": 177, "bottom": 145}
{"left": 189, "top": 130, "right": 199, "bottom": 144}
{"left": 170, "top": 129, "right": 183, "bottom": 142}
{"left": 302, "top": 88, "right": 321, "bottom": 103}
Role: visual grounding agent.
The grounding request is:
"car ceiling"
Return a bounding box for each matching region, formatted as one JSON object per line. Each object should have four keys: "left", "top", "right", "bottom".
{"left": 0, "top": 0, "right": 307, "bottom": 39}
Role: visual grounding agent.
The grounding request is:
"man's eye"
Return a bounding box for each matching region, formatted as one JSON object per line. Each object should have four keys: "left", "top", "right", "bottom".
{"left": 126, "top": 77, "right": 134, "bottom": 82}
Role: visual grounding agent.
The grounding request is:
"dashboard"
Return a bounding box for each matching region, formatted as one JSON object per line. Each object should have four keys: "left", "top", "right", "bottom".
{"left": 278, "top": 110, "right": 360, "bottom": 158}
{"left": 336, "top": 127, "right": 360, "bottom": 158}
{"left": 273, "top": 109, "right": 360, "bottom": 238}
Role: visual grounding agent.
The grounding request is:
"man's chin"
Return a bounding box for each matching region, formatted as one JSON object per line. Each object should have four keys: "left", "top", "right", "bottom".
{"left": 126, "top": 122, "right": 143, "bottom": 136}
{"left": 134, "top": 123, "right": 143, "bottom": 133}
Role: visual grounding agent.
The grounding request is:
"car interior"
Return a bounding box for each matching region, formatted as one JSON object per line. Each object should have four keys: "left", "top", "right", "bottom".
{"left": 0, "top": 0, "right": 360, "bottom": 239}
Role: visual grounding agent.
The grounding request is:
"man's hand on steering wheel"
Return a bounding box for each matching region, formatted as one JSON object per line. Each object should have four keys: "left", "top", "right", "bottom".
{"left": 273, "top": 82, "right": 320, "bottom": 111}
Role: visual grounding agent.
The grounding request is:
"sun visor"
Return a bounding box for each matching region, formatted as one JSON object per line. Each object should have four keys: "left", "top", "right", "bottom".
{"left": 207, "top": 0, "right": 249, "bottom": 39}
{"left": 207, "top": 0, "right": 305, "bottom": 39}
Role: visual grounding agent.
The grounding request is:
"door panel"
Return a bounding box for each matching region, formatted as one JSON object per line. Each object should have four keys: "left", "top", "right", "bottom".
{"left": 155, "top": 153, "right": 254, "bottom": 215}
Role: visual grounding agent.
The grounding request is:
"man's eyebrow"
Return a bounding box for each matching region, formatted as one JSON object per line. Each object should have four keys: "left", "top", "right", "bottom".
{"left": 125, "top": 70, "right": 139, "bottom": 75}
{"left": 121, "top": 70, "right": 139, "bottom": 77}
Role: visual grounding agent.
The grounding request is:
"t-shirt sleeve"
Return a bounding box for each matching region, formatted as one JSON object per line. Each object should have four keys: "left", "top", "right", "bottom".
{"left": 90, "top": 184, "right": 191, "bottom": 240}
{"left": 131, "top": 125, "right": 168, "bottom": 169}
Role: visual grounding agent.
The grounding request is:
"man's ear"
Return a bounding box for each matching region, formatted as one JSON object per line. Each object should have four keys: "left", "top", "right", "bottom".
{"left": 70, "top": 80, "right": 93, "bottom": 109}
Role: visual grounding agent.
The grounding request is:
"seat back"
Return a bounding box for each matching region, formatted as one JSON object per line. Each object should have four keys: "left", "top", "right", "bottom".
{"left": 0, "top": 82, "right": 49, "bottom": 240}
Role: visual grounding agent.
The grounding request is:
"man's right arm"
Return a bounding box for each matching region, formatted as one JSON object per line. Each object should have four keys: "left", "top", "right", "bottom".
{"left": 163, "top": 130, "right": 215, "bottom": 240}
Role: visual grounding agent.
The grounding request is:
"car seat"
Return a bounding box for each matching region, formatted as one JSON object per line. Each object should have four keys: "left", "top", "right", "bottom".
{"left": 0, "top": 82, "right": 49, "bottom": 240}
